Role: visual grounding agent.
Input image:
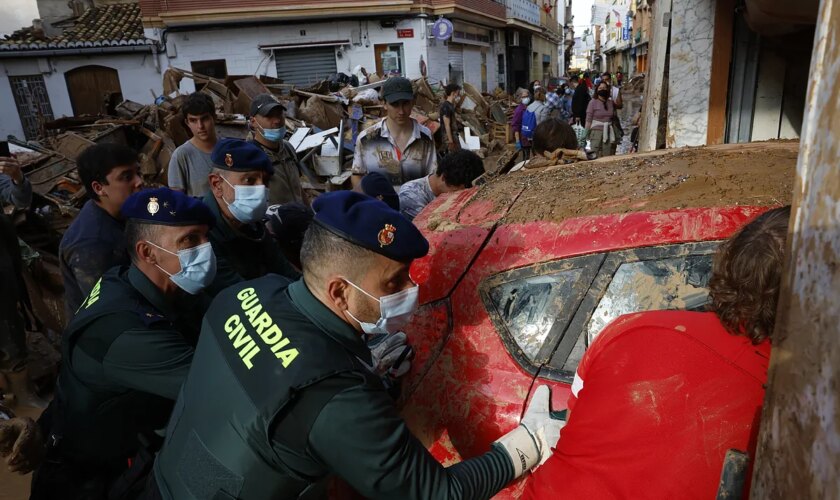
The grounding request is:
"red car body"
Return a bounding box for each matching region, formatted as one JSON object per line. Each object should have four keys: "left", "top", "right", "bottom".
{"left": 398, "top": 143, "right": 796, "bottom": 498}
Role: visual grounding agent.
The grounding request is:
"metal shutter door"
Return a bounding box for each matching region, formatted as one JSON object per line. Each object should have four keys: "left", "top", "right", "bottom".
{"left": 275, "top": 47, "right": 338, "bottom": 86}
{"left": 448, "top": 44, "right": 464, "bottom": 84}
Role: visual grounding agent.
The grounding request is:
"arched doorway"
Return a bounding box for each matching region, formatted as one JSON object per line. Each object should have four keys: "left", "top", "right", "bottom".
{"left": 65, "top": 65, "right": 123, "bottom": 116}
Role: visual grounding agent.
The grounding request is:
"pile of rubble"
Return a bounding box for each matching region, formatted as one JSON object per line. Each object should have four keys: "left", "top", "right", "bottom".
{"left": 9, "top": 67, "right": 519, "bottom": 235}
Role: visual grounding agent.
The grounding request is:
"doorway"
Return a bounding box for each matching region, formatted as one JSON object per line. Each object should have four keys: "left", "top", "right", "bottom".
{"left": 65, "top": 65, "right": 123, "bottom": 116}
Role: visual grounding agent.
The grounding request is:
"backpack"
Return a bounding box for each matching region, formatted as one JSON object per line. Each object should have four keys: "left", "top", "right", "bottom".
{"left": 521, "top": 108, "right": 538, "bottom": 140}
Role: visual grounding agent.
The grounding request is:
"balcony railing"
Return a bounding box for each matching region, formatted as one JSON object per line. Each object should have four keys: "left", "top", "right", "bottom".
{"left": 504, "top": 0, "right": 541, "bottom": 27}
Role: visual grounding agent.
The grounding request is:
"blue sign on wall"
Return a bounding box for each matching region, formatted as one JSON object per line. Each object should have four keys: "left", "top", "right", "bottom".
{"left": 433, "top": 18, "right": 454, "bottom": 41}
{"left": 623, "top": 14, "right": 632, "bottom": 41}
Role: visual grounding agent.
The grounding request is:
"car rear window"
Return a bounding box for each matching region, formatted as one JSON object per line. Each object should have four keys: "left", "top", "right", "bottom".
{"left": 489, "top": 268, "right": 586, "bottom": 362}
{"left": 562, "top": 253, "right": 714, "bottom": 373}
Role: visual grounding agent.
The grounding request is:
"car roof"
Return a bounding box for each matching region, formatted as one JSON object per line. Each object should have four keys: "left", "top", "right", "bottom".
{"left": 412, "top": 141, "right": 798, "bottom": 304}
{"left": 467, "top": 140, "right": 797, "bottom": 226}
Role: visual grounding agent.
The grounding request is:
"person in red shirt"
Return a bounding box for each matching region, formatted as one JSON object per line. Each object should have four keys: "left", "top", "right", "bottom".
{"left": 525, "top": 206, "right": 790, "bottom": 500}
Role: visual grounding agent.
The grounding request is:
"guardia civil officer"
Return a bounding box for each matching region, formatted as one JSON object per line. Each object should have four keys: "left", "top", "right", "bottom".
{"left": 150, "top": 191, "right": 563, "bottom": 499}
{"left": 204, "top": 138, "right": 299, "bottom": 296}
{"left": 30, "top": 188, "right": 217, "bottom": 500}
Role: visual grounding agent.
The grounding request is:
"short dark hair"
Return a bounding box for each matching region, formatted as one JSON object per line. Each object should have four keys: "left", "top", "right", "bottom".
{"left": 124, "top": 220, "right": 159, "bottom": 264}
{"left": 300, "top": 223, "right": 375, "bottom": 286}
{"left": 709, "top": 206, "right": 791, "bottom": 344}
{"left": 77, "top": 143, "right": 139, "bottom": 201}
{"left": 532, "top": 118, "right": 579, "bottom": 154}
{"left": 437, "top": 150, "right": 484, "bottom": 188}
{"left": 181, "top": 92, "right": 216, "bottom": 121}
{"left": 570, "top": 76, "right": 579, "bottom": 82}
{"left": 444, "top": 84, "right": 462, "bottom": 97}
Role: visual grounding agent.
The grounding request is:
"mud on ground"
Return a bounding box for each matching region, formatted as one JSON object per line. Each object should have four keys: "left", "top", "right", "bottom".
{"left": 469, "top": 141, "right": 798, "bottom": 224}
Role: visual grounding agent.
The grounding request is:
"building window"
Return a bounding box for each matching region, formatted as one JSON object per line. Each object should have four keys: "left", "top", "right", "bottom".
{"left": 191, "top": 59, "right": 228, "bottom": 79}
{"left": 9, "top": 75, "right": 55, "bottom": 140}
{"left": 375, "top": 43, "right": 405, "bottom": 76}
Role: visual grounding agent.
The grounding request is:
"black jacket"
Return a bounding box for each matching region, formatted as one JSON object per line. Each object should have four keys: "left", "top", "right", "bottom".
{"left": 572, "top": 85, "right": 592, "bottom": 122}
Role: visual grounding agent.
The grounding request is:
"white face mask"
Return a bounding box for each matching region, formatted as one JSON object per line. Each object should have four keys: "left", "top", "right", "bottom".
{"left": 522, "top": 97, "right": 531, "bottom": 105}
{"left": 221, "top": 176, "right": 268, "bottom": 223}
{"left": 147, "top": 241, "right": 217, "bottom": 294}
{"left": 343, "top": 279, "right": 420, "bottom": 335}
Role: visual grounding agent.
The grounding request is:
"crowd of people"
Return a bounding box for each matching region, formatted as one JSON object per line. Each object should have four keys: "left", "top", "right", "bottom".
{"left": 0, "top": 72, "right": 787, "bottom": 500}
{"left": 511, "top": 70, "right": 629, "bottom": 161}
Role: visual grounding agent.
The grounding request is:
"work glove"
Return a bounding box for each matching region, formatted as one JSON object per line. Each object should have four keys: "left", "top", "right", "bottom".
{"left": 0, "top": 416, "right": 45, "bottom": 474}
{"left": 494, "top": 385, "right": 565, "bottom": 478}
{"left": 367, "top": 332, "right": 414, "bottom": 379}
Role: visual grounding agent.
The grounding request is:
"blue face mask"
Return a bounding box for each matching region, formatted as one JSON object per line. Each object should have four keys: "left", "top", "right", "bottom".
{"left": 222, "top": 176, "right": 268, "bottom": 223}
{"left": 148, "top": 241, "right": 216, "bottom": 294}
{"left": 258, "top": 123, "right": 286, "bottom": 142}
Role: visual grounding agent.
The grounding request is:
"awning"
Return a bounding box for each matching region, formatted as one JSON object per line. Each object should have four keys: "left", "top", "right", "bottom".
{"left": 259, "top": 40, "right": 350, "bottom": 50}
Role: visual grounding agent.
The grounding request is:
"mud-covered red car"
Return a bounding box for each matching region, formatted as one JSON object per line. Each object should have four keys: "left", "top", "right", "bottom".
{"left": 399, "top": 141, "right": 797, "bottom": 497}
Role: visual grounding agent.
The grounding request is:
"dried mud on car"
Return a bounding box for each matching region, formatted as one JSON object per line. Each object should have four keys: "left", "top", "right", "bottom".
{"left": 469, "top": 141, "right": 797, "bottom": 224}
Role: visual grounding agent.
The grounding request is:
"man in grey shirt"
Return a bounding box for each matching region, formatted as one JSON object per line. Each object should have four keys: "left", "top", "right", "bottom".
{"left": 168, "top": 93, "right": 218, "bottom": 197}
{"left": 398, "top": 149, "right": 484, "bottom": 220}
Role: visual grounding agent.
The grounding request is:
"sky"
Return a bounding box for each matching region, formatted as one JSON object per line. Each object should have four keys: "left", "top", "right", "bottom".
{"left": 571, "top": 0, "right": 595, "bottom": 30}
{"left": 0, "top": 0, "right": 40, "bottom": 36}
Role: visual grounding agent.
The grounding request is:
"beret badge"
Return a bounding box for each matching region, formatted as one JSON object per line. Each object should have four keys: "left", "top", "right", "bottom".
{"left": 147, "top": 197, "right": 160, "bottom": 216}
{"left": 378, "top": 224, "right": 396, "bottom": 247}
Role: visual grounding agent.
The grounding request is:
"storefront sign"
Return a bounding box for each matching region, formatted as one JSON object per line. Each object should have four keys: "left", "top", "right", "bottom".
{"left": 397, "top": 29, "right": 414, "bottom": 39}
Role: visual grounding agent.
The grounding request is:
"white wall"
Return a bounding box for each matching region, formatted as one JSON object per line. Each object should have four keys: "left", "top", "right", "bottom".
{"left": 158, "top": 18, "right": 431, "bottom": 92}
{"left": 0, "top": 51, "right": 161, "bottom": 140}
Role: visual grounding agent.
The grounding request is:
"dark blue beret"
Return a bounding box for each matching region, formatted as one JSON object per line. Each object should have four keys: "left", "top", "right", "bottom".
{"left": 210, "top": 138, "right": 273, "bottom": 174}
{"left": 360, "top": 172, "right": 400, "bottom": 211}
{"left": 313, "top": 191, "right": 428, "bottom": 262}
{"left": 121, "top": 187, "right": 215, "bottom": 227}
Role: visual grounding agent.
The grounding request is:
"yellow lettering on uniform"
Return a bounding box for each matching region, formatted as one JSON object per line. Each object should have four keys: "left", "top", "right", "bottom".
{"left": 241, "top": 344, "right": 260, "bottom": 370}
{"left": 84, "top": 279, "right": 103, "bottom": 309}
{"left": 228, "top": 322, "right": 246, "bottom": 341}
{"left": 276, "top": 348, "right": 299, "bottom": 368}
{"left": 241, "top": 294, "right": 259, "bottom": 311}
{"left": 232, "top": 327, "right": 252, "bottom": 349}
{"left": 225, "top": 315, "right": 241, "bottom": 334}
{"left": 260, "top": 324, "right": 283, "bottom": 345}
{"left": 239, "top": 339, "right": 255, "bottom": 358}
{"left": 252, "top": 312, "right": 272, "bottom": 335}
{"left": 270, "top": 337, "right": 291, "bottom": 353}
{"left": 244, "top": 304, "right": 262, "bottom": 324}
{"left": 236, "top": 288, "right": 256, "bottom": 301}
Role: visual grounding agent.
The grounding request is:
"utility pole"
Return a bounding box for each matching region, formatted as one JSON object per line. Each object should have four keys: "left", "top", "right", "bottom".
{"left": 750, "top": 0, "right": 840, "bottom": 497}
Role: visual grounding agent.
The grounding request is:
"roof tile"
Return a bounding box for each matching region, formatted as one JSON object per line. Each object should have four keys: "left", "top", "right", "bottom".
{"left": 0, "top": 3, "right": 154, "bottom": 52}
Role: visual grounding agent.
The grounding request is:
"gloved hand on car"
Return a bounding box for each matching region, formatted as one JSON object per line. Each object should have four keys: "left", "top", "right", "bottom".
{"left": 367, "top": 332, "right": 414, "bottom": 379}
{"left": 494, "top": 385, "right": 566, "bottom": 478}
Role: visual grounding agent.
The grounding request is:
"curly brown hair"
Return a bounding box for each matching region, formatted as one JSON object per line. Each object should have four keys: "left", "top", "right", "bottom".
{"left": 709, "top": 206, "right": 791, "bottom": 344}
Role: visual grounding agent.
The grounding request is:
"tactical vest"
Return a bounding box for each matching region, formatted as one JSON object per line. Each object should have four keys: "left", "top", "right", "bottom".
{"left": 52, "top": 267, "right": 191, "bottom": 463}
{"left": 155, "top": 276, "right": 369, "bottom": 500}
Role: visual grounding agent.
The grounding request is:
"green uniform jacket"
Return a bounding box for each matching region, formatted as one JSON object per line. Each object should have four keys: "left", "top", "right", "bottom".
{"left": 154, "top": 277, "right": 513, "bottom": 500}
{"left": 46, "top": 265, "right": 209, "bottom": 464}
{"left": 203, "top": 192, "right": 299, "bottom": 296}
